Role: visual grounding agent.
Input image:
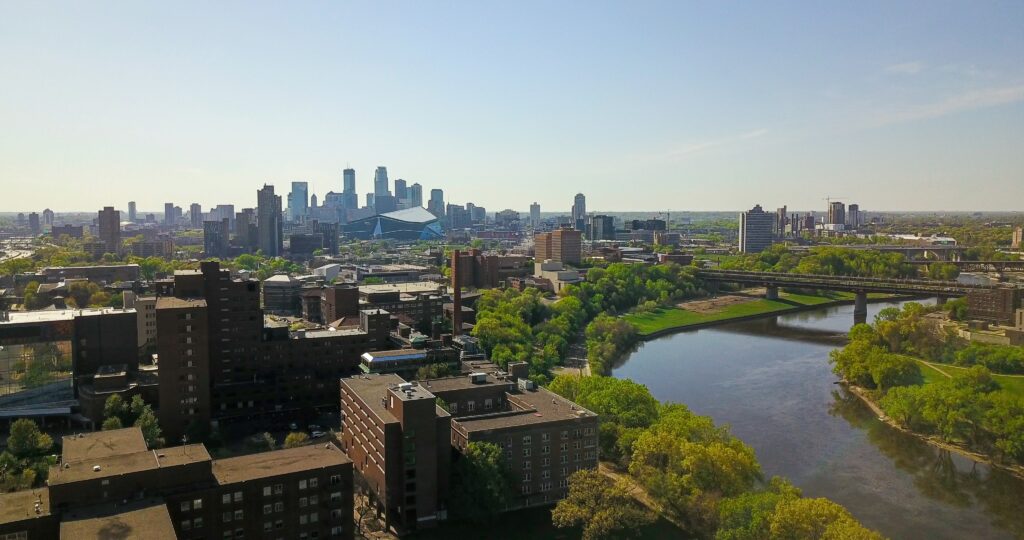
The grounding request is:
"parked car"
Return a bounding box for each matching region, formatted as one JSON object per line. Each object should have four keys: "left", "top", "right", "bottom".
{"left": 311, "top": 430, "right": 326, "bottom": 439}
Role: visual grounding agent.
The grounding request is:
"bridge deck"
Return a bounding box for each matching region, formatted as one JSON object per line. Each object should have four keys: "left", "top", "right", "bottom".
{"left": 697, "top": 270, "right": 1008, "bottom": 296}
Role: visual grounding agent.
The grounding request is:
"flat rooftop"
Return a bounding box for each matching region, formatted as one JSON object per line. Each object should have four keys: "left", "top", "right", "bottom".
{"left": 50, "top": 444, "right": 211, "bottom": 485}
{"left": 362, "top": 349, "right": 427, "bottom": 362}
{"left": 342, "top": 374, "right": 406, "bottom": 423}
{"left": 213, "top": 443, "right": 350, "bottom": 485}
{"left": 155, "top": 297, "right": 207, "bottom": 309}
{"left": 359, "top": 282, "right": 442, "bottom": 295}
{"left": 61, "top": 428, "right": 148, "bottom": 462}
{"left": 0, "top": 489, "right": 50, "bottom": 526}
{"left": 0, "top": 307, "right": 137, "bottom": 325}
{"left": 453, "top": 386, "right": 597, "bottom": 432}
{"left": 60, "top": 500, "right": 177, "bottom": 540}
{"left": 421, "top": 373, "right": 512, "bottom": 393}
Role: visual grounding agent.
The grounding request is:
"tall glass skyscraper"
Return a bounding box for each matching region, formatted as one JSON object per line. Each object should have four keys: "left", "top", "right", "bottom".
{"left": 374, "top": 166, "right": 390, "bottom": 197}
{"left": 288, "top": 181, "right": 309, "bottom": 222}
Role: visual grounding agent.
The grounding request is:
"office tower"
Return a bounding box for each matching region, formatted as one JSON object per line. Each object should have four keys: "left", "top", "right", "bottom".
{"left": 128, "top": 201, "right": 137, "bottom": 222}
{"left": 410, "top": 182, "right": 423, "bottom": 207}
{"left": 373, "top": 166, "right": 389, "bottom": 197}
{"left": 802, "top": 213, "right": 817, "bottom": 232}
{"left": 343, "top": 168, "right": 356, "bottom": 193}
{"left": 1013, "top": 226, "right": 1023, "bottom": 249}
{"left": 365, "top": 193, "right": 375, "bottom": 209}
{"left": 394, "top": 178, "right": 408, "bottom": 200}
{"left": 530, "top": 202, "right": 541, "bottom": 227}
{"left": 739, "top": 205, "right": 775, "bottom": 253}
{"left": 827, "top": 201, "right": 846, "bottom": 226}
{"left": 342, "top": 168, "right": 358, "bottom": 210}
{"left": 374, "top": 195, "right": 397, "bottom": 214}
{"left": 189, "top": 203, "right": 203, "bottom": 229}
{"left": 311, "top": 193, "right": 318, "bottom": 209}
{"left": 288, "top": 181, "right": 309, "bottom": 222}
{"left": 446, "top": 204, "right": 471, "bottom": 229}
{"left": 588, "top": 215, "right": 615, "bottom": 241}
{"left": 775, "top": 206, "right": 787, "bottom": 237}
{"left": 203, "top": 218, "right": 230, "bottom": 258}
{"left": 571, "top": 193, "right": 586, "bottom": 231}
{"left": 428, "top": 189, "right": 445, "bottom": 217}
{"left": 257, "top": 184, "right": 283, "bottom": 256}
{"left": 164, "top": 202, "right": 175, "bottom": 225}
{"left": 28, "top": 213, "right": 40, "bottom": 235}
{"left": 210, "top": 204, "right": 235, "bottom": 231}
{"left": 847, "top": 204, "right": 861, "bottom": 229}
{"left": 42, "top": 208, "right": 54, "bottom": 228}
{"left": 98, "top": 206, "right": 121, "bottom": 254}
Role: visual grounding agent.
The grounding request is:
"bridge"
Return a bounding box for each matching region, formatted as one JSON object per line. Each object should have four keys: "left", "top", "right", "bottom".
{"left": 788, "top": 244, "right": 966, "bottom": 261}
{"left": 906, "top": 260, "right": 1024, "bottom": 272}
{"left": 696, "top": 269, "right": 1003, "bottom": 323}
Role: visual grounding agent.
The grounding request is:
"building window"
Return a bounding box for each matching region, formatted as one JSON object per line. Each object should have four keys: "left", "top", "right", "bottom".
{"left": 541, "top": 433, "right": 550, "bottom": 442}
{"left": 523, "top": 460, "right": 531, "bottom": 469}
{"left": 275, "top": 483, "right": 284, "bottom": 494}
{"left": 310, "top": 477, "right": 318, "bottom": 488}
{"left": 542, "top": 458, "right": 550, "bottom": 467}
{"left": 542, "top": 470, "right": 551, "bottom": 480}
{"left": 523, "top": 471, "right": 532, "bottom": 481}
{"left": 561, "top": 430, "right": 569, "bottom": 440}
{"left": 330, "top": 491, "right": 342, "bottom": 502}
{"left": 264, "top": 522, "right": 273, "bottom": 532}
{"left": 263, "top": 486, "right": 272, "bottom": 497}
{"left": 522, "top": 435, "right": 532, "bottom": 445}
{"left": 484, "top": 398, "right": 493, "bottom": 410}
{"left": 299, "top": 479, "right": 308, "bottom": 490}
{"left": 193, "top": 498, "right": 203, "bottom": 510}
{"left": 223, "top": 512, "right": 232, "bottom": 523}
{"left": 310, "top": 495, "right": 318, "bottom": 505}
{"left": 234, "top": 509, "right": 244, "bottom": 520}
{"left": 264, "top": 504, "right": 273, "bottom": 515}
{"left": 542, "top": 445, "right": 550, "bottom": 455}
{"left": 300, "top": 497, "right": 308, "bottom": 508}
{"left": 181, "top": 520, "right": 192, "bottom": 531}
{"left": 467, "top": 401, "right": 475, "bottom": 412}
{"left": 523, "top": 447, "right": 532, "bottom": 457}
{"left": 233, "top": 491, "right": 243, "bottom": 502}
{"left": 560, "top": 443, "right": 567, "bottom": 452}
{"left": 275, "top": 502, "right": 285, "bottom": 512}
{"left": 194, "top": 517, "right": 203, "bottom": 528}
{"left": 180, "top": 501, "right": 191, "bottom": 512}
{"left": 300, "top": 514, "right": 309, "bottom": 525}
{"left": 222, "top": 493, "right": 231, "bottom": 505}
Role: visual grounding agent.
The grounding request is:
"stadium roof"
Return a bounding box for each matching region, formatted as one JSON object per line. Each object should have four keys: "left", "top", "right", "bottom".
{"left": 380, "top": 206, "right": 437, "bottom": 223}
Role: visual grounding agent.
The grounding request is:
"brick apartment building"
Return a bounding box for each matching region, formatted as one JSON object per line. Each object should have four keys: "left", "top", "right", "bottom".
{"left": 451, "top": 249, "right": 529, "bottom": 289}
{"left": 338, "top": 363, "right": 598, "bottom": 533}
{"left": 534, "top": 228, "right": 582, "bottom": 266}
{"left": 0, "top": 427, "right": 354, "bottom": 540}
{"left": 155, "top": 261, "right": 392, "bottom": 442}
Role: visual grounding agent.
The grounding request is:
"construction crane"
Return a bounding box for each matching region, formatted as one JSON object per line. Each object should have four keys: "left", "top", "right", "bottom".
{"left": 823, "top": 196, "right": 847, "bottom": 206}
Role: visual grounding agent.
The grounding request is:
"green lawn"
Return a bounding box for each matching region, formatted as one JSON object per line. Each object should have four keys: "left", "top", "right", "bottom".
{"left": 625, "top": 296, "right": 828, "bottom": 335}
{"left": 915, "top": 359, "right": 1024, "bottom": 397}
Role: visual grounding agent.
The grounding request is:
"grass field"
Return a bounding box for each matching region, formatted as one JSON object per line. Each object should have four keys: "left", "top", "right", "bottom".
{"left": 624, "top": 290, "right": 859, "bottom": 335}
{"left": 915, "top": 359, "right": 1024, "bottom": 397}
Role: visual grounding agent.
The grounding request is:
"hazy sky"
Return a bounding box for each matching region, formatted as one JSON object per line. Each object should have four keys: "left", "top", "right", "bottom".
{"left": 2, "top": 1, "right": 1023, "bottom": 213}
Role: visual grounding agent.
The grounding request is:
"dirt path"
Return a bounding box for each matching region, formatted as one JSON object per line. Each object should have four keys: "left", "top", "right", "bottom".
{"left": 599, "top": 462, "right": 685, "bottom": 531}
{"left": 674, "top": 289, "right": 764, "bottom": 314}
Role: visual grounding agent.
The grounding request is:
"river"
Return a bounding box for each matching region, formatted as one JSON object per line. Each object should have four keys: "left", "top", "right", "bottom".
{"left": 612, "top": 299, "right": 1024, "bottom": 540}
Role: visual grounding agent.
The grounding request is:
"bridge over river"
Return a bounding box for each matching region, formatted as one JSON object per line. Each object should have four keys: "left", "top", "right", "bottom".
{"left": 697, "top": 269, "right": 1005, "bottom": 323}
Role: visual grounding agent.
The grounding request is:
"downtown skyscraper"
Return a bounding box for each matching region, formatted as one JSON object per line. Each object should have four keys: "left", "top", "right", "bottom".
{"left": 373, "top": 166, "right": 390, "bottom": 197}
{"left": 409, "top": 183, "right": 423, "bottom": 208}
{"left": 428, "top": 189, "right": 445, "bottom": 217}
{"left": 342, "top": 168, "right": 358, "bottom": 210}
{"left": 571, "top": 193, "right": 586, "bottom": 231}
{"left": 257, "top": 184, "right": 283, "bottom": 256}
{"left": 288, "top": 181, "right": 309, "bottom": 222}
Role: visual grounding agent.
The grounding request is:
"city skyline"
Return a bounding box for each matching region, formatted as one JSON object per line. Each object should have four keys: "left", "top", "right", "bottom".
{"left": 2, "top": 2, "right": 1023, "bottom": 212}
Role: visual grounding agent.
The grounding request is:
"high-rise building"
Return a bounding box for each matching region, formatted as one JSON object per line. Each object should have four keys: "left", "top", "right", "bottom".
{"left": 257, "top": 184, "right": 283, "bottom": 256}
{"left": 373, "top": 166, "right": 390, "bottom": 197}
{"left": 311, "top": 193, "right": 318, "bottom": 209}
{"left": 210, "top": 204, "right": 235, "bottom": 231}
{"left": 775, "top": 206, "right": 787, "bottom": 238}
{"left": 446, "top": 203, "right": 471, "bottom": 229}
{"left": 847, "top": 204, "right": 861, "bottom": 229}
{"left": 739, "top": 205, "right": 775, "bottom": 253}
{"left": 428, "top": 189, "right": 445, "bottom": 217}
{"left": 235, "top": 208, "right": 257, "bottom": 252}
{"left": 288, "top": 181, "right": 309, "bottom": 222}
{"left": 530, "top": 202, "right": 541, "bottom": 227}
{"left": 189, "top": 203, "right": 203, "bottom": 229}
{"left": 1013, "top": 226, "right": 1023, "bottom": 249}
{"left": 394, "top": 178, "right": 408, "bottom": 200}
{"left": 128, "top": 201, "right": 137, "bottom": 222}
{"left": 535, "top": 228, "right": 582, "bottom": 265}
{"left": 98, "top": 206, "right": 121, "bottom": 255}
{"left": 164, "top": 202, "right": 175, "bottom": 226}
{"left": 409, "top": 182, "right": 423, "bottom": 207}
{"left": 42, "top": 208, "right": 54, "bottom": 228}
{"left": 203, "top": 218, "right": 230, "bottom": 258}
{"left": 343, "top": 168, "right": 356, "bottom": 193}
{"left": 571, "top": 193, "right": 586, "bottom": 231}
{"left": 28, "top": 213, "right": 40, "bottom": 235}
{"left": 588, "top": 215, "right": 615, "bottom": 241}
{"left": 365, "top": 193, "right": 375, "bottom": 209}
{"left": 828, "top": 201, "right": 846, "bottom": 226}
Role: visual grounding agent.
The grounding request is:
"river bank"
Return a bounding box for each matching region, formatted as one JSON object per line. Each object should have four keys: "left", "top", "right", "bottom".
{"left": 844, "top": 382, "right": 1024, "bottom": 482}
{"left": 626, "top": 291, "right": 908, "bottom": 340}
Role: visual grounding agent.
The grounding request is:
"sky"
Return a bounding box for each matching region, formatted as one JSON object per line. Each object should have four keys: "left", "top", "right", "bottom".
{"left": 1, "top": 1, "right": 1023, "bottom": 213}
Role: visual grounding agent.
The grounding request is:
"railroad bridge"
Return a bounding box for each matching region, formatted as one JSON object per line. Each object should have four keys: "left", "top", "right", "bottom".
{"left": 696, "top": 270, "right": 1003, "bottom": 324}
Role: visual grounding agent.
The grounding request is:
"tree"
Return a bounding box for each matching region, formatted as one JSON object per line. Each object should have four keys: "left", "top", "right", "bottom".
{"left": 768, "top": 497, "right": 883, "bottom": 539}
{"left": 7, "top": 419, "right": 53, "bottom": 459}
{"left": 134, "top": 407, "right": 164, "bottom": 448}
{"left": 716, "top": 477, "right": 802, "bottom": 540}
{"left": 102, "top": 417, "right": 124, "bottom": 431}
{"left": 104, "top": 394, "right": 129, "bottom": 425}
{"left": 449, "top": 442, "right": 514, "bottom": 523}
{"left": 552, "top": 469, "right": 654, "bottom": 540}
{"left": 284, "top": 432, "right": 309, "bottom": 448}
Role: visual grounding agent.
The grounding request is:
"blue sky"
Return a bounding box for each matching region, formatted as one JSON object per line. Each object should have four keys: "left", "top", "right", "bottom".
{"left": 1, "top": 1, "right": 1022, "bottom": 213}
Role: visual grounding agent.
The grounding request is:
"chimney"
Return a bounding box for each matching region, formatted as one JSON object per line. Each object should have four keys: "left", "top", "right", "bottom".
{"left": 452, "top": 249, "right": 462, "bottom": 336}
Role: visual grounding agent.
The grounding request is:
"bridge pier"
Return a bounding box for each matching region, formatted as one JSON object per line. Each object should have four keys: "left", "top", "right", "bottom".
{"left": 765, "top": 285, "right": 779, "bottom": 300}
{"left": 854, "top": 292, "right": 868, "bottom": 325}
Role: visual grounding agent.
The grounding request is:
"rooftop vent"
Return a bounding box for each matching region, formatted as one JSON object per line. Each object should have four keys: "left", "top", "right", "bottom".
{"left": 470, "top": 372, "right": 487, "bottom": 384}
{"left": 92, "top": 465, "right": 101, "bottom": 472}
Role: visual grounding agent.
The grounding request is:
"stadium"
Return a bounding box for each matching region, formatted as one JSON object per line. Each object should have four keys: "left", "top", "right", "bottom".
{"left": 343, "top": 207, "right": 444, "bottom": 241}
